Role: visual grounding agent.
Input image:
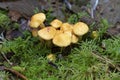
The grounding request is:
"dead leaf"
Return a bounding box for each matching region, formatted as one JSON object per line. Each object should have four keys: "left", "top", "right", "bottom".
{"left": 8, "top": 10, "right": 21, "bottom": 22}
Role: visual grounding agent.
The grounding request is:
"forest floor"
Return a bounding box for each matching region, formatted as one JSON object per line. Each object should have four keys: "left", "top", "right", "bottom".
{"left": 0, "top": 0, "right": 120, "bottom": 80}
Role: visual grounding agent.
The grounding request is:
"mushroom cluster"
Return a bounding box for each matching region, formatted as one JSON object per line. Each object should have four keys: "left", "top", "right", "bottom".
{"left": 29, "top": 13, "right": 89, "bottom": 47}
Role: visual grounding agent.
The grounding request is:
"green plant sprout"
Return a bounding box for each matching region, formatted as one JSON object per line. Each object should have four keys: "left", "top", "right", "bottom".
{"left": 0, "top": 13, "right": 10, "bottom": 30}
{"left": 45, "top": 9, "right": 55, "bottom": 24}
{"left": 68, "top": 11, "right": 89, "bottom": 24}
{"left": 0, "top": 71, "right": 9, "bottom": 80}
{"left": 102, "top": 36, "right": 120, "bottom": 61}
{"left": 98, "top": 18, "right": 109, "bottom": 38}
{"left": 33, "top": 7, "right": 40, "bottom": 14}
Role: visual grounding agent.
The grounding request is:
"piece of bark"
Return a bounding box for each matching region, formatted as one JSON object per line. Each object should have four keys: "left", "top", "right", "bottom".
{"left": 0, "top": 0, "right": 47, "bottom": 16}
{"left": 0, "top": 65, "right": 27, "bottom": 80}
{"left": 0, "top": 0, "right": 66, "bottom": 20}
{"left": 8, "top": 10, "right": 22, "bottom": 21}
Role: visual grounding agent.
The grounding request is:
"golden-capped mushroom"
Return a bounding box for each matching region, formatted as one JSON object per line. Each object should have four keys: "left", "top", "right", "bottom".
{"left": 71, "top": 34, "right": 79, "bottom": 43}
{"left": 53, "top": 32, "right": 71, "bottom": 47}
{"left": 55, "top": 30, "right": 63, "bottom": 36}
{"left": 38, "top": 27, "right": 56, "bottom": 40}
{"left": 73, "top": 22, "right": 89, "bottom": 36}
{"left": 47, "top": 54, "right": 56, "bottom": 62}
{"left": 64, "top": 30, "right": 72, "bottom": 37}
{"left": 50, "top": 19, "right": 62, "bottom": 29}
{"left": 29, "top": 13, "right": 46, "bottom": 28}
{"left": 91, "top": 31, "right": 99, "bottom": 39}
{"left": 60, "top": 23, "right": 73, "bottom": 32}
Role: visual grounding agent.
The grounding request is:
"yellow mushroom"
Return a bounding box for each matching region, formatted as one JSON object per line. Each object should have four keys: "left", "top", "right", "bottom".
{"left": 50, "top": 19, "right": 62, "bottom": 29}
{"left": 47, "top": 54, "right": 56, "bottom": 62}
{"left": 53, "top": 32, "right": 71, "bottom": 47}
{"left": 71, "top": 34, "right": 79, "bottom": 43}
{"left": 55, "top": 30, "right": 63, "bottom": 36}
{"left": 73, "top": 22, "right": 89, "bottom": 36}
{"left": 91, "top": 31, "right": 99, "bottom": 39}
{"left": 60, "top": 23, "right": 73, "bottom": 32}
{"left": 29, "top": 13, "right": 46, "bottom": 28}
{"left": 38, "top": 27, "right": 56, "bottom": 40}
{"left": 64, "top": 30, "right": 72, "bottom": 37}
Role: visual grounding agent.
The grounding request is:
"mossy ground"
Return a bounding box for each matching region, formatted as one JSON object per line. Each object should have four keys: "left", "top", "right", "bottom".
{"left": 0, "top": 10, "right": 120, "bottom": 80}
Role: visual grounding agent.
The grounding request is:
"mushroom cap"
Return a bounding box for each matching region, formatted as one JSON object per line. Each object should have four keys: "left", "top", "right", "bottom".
{"left": 60, "top": 23, "right": 73, "bottom": 32}
{"left": 73, "top": 22, "right": 89, "bottom": 36}
{"left": 38, "top": 27, "right": 56, "bottom": 40}
{"left": 29, "top": 13, "right": 46, "bottom": 28}
{"left": 53, "top": 32, "right": 71, "bottom": 47}
{"left": 71, "top": 34, "right": 79, "bottom": 43}
{"left": 50, "top": 19, "right": 62, "bottom": 28}
{"left": 91, "top": 31, "right": 99, "bottom": 39}
{"left": 55, "top": 30, "right": 63, "bottom": 36}
{"left": 64, "top": 30, "right": 72, "bottom": 37}
{"left": 29, "top": 20, "right": 41, "bottom": 28}
{"left": 47, "top": 54, "right": 56, "bottom": 62}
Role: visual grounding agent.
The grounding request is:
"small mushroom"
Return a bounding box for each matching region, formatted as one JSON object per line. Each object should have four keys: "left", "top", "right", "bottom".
{"left": 55, "top": 30, "right": 63, "bottom": 36}
{"left": 64, "top": 30, "right": 72, "bottom": 37}
{"left": 73, "top": 22, "right": 89, "bottom": 36}
{"left": 29, "top": 13, "right": 46, "bottom": 28}
{"left": 71, "top": 34, "right": 79, "bottom": 43}
{"left": 53, "top": 32, "right": 71, "bottom": 47}
{"left": 38, "top": 27, "right": 56, "bottom": 40}
{"left": 60, "top": 23, "right": 73, "bottom": 32}
{"left": 47, "top": 54, "right": 56, "bottom": 62}
{"left": 91, "top": 31, "right": 99, "bottom": 39}
{"left": 50, "top": 19, "right": 62, "bottom": 29}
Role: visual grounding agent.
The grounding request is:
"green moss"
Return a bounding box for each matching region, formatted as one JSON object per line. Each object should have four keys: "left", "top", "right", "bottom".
{"left": 0, "top": 10, "right": 119, "bottom": 80}
{"left": 1, "top": 35, "right": 120, "bottom": 79}
{"left": 102, "top": 36, "right": 120, "bottom": 61}
{"left": 0, "top": 71, "right": 9, "bottom": 80}
{"left": 0, "top": 13, "right": 10, "bottom": 30}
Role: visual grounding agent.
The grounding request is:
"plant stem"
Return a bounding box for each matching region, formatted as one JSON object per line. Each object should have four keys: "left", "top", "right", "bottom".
{"left": 1, "top": 52, "right": 13, "bottom": 66}
{"left": 92, "top": 52, "right": 120, "bottom": 71}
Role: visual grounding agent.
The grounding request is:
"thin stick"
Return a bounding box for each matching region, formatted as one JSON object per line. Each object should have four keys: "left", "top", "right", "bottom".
{"left": 4, "top": 67, "right": 27, "bottom": 80}
{"left": 1, "top": 52, "right": 13, "bottom": 66}
{"left": 92, "top": 52, "right": 120, "bottom": 71}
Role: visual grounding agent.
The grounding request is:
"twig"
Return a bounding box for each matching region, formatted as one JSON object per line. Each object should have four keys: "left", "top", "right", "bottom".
{"left": 92, "top": 52, "right": 120, "bottom": 71}
{"left": 4, "top": 67, "right": 27, "bottom": 80}
{"left": 1, "top": 52, "right": 13, "bottom": 66}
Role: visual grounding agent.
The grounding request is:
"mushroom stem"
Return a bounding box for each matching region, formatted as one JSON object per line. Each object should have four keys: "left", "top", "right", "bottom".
{"left": 31, "top": 28, "right": 38, "bottom": 37}
{"left": 45, "top": 40, "right": 53, "bottom": 48}
{"left": 39, "top": 23, "right": 45, "bottom": 29}
{"left": 60, "top": 47, "right": 65, "bottom": 54}
{"left": 55, "top": 47, "right": 65, "bottom": 54}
